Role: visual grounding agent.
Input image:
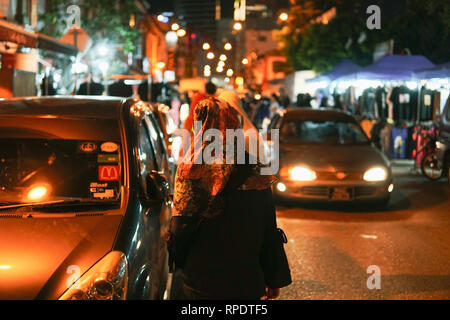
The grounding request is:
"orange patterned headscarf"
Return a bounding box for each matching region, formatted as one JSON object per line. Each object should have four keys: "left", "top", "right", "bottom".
{"left": 173, "top": 96, "right": 275, "bottom": 218}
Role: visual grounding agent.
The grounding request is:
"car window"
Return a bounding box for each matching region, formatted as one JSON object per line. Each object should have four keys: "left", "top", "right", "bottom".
{"left": 144, "top": 115, "right": 165, "bottom": 167}
{"left": 0, "top": 138, "right": 123, "bottom": 206}
{"left": 138, "top": 120, "right": 157, "bottom": 175}
{"left": 280, "top": 120, "right": 369, "bottom": 145}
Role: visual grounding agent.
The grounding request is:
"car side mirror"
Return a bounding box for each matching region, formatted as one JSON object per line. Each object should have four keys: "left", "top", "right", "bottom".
{"left": 145, "top": 170, "right": 170, "bottom": 203}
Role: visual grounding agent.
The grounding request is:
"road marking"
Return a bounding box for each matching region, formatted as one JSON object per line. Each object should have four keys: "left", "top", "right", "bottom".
{"left": 360, "top": 234, "right": 377, "bottom": 239}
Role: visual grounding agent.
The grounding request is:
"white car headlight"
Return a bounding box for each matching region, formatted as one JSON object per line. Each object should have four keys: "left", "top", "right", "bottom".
{"left": 60, "top": 251, "right": 128, "bottom": 300}
{"left": 290, "top": 166, "right": 317, "bottom": 181}
{"left": 363, "top": 167, "right": 388, "bottom": 182}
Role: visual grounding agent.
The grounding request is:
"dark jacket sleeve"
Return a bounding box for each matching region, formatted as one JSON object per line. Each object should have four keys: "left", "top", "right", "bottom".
{"left": 260, "top": 189, "right": 292, "bottom": 289}
{"left": 168, "top": 215, "right": 201, "bottom": 270}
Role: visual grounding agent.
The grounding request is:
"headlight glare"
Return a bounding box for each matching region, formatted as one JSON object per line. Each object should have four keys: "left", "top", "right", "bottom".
{"left": 363, "top": 167, "right": 387, "bottom": 182}
{"left": 60, "top": 251, "right": 128, "bottom": 300}
{"left": 290, "top": 166, "right": 317, "bottom": 181}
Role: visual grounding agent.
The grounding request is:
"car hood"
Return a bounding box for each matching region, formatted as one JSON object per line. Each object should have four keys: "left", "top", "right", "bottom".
{"left": 279, "top": 143, "right": 390, "bottom": 172}
{"left": 0, "top": 214, "right": 122, "bottom": 299}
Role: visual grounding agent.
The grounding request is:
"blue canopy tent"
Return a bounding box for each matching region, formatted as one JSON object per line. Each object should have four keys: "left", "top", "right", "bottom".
{"left": 306, "top": 58, "right": 362, "bottom": 83}
{"left": 336, "top": 54, "right": 435, "bottom": 82}
{"left": 413, "top": 62, "right": 450, "bottom": 80}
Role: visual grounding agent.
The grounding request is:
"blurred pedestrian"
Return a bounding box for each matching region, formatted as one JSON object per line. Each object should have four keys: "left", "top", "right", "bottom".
{"left": 242, "top": 90, "right": 258, "bottom": 123}
{"left": 278, "top": 87, "right": 290, "bottom": 108}
{"left": 182, "top": 81, "right": 217, "bottom": 131}
{"left": 168, "top": 91, "right": 292, "bottom": 300}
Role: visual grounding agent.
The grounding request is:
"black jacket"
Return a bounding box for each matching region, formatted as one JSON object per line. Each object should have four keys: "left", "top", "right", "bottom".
{"left": 169, "top": 187, "right": 291, "bottom": 299}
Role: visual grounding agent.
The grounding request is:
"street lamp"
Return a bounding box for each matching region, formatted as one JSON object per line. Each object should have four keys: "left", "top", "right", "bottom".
{"left": 202, "top": 42, "right": 210, "bottom": 50}
{"left": 157, "top": 15, "right": 169, "bottom": 23}
{"left": 204, "top": 65, "right": 211, "bottom": 77}
{"left": 166, "top": 31, "right": 178, "bottom": 46}
{"left": 206, "top": 52, "right": 215, "bottom": 60}
{"left": 176, "top": 29, "right": 186, "bottom": 37}
{"left": 97, "top": 44, "right": 109, "bottom": 57}
{"left": 157, "top": 61, "right": 166, "bottom": 69}
{"left": 224, "top": 42, "right": 232, "bottom": 51}
{"left": 279, "top": 12, "right": 289, "bottom": 21}
{"left": 219, "top": 54, "right": 227, "bottom": 61}
{"left": 242, "top": 58, "right": 249, "bottom": 65}
{"left": 171, "top": 23, "right": 180, "bottom": 31}
{"left": 226, "top": 69, "right": 233, "bottom": 77}
{"left": 233, "top": 22, "right": 243, "bottom": 31}
{"left": 218, "top": 61, "right": 225, "bottom": 67}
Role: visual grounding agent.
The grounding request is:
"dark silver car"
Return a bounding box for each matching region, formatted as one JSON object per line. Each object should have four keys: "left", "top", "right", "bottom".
{"left": 0, "top": 97, "right": 172, "bottom": 299}
{"left": 267, "top": 108, "right": 393, "bottom": 206}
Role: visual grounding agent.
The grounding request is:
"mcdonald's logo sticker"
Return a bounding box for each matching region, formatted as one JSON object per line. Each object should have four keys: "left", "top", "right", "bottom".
{"left": 99, "top": 165, "right": 120, "bottom": 181}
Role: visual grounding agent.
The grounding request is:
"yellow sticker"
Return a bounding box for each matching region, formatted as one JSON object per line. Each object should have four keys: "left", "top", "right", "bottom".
{"left": 100, "top": 142, "right": 119, "bottom": 153}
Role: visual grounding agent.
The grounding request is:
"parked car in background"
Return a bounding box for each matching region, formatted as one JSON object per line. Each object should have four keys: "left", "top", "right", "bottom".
{"left": 267, "top": 108, "right": 393, "bottom": 207}
{"left": 0, "top": 96, "right": 172, "bottom": 299}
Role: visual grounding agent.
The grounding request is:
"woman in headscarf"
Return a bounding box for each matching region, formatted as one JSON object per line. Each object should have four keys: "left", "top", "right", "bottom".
{"left": 168, "top": 90, "right": 291, "bottom": 300}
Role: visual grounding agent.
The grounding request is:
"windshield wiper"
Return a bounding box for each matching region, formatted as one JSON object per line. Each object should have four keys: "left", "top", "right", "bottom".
{"left": 0, "top": 200, "right": 67, "bottom": 210}
{"left": 0, "top": 199, "right": 119, "bottom": 212}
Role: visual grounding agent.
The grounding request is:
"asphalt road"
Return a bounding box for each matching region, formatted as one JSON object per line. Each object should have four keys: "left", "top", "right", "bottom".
{"left": 276, "top": 164, "right": 450, "bottom": 300}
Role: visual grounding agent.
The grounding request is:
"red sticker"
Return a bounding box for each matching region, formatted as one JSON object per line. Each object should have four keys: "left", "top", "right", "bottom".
{"left": 99, "top": 165, "right": 120, "bottom": 181}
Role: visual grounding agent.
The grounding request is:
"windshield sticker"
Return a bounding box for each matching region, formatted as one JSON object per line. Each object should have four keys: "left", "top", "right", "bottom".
{"left": 90, "top": 182, "right": 116, "bottom": 199}
{"left": 100, "top": 142, "right": 119, "bottom": 153}
{"left": 79, "top": 142, "right": 97, "bottom": 153}
{"left": 99, "top": 165, "right": 120, "bottom": 181}
{"left": 98, "top": 154, "right": 119, "bottom": 163}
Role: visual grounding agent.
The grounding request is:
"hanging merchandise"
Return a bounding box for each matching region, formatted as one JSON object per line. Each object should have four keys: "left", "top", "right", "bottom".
{"left": 380, "top": 123, "right": 394, "bottom": 156}
{"left": 412, "top": 126, "right": 426, "bottom": 168}
{"left": 406, "top": 125, "right": 416, "bottom": 158}
{"left": 389, "top": 126, "right": 409, "bottom": 159}
{"left": 375, "top": 86, "right": 387, "bottom": 119}
{"left": 360, "top": 87, "right": 377, "bottom": 117}
{"left": 418, "top": 86, "right": 435, "bottom": 121}
{"left": 432, "top": 91, "right": 441, "bottom": 121}
{"left": 343, "top": 86, "right": 356, "bottom": 114}
{"left": 390, "top": 85, "right": 418, "bottom": 123}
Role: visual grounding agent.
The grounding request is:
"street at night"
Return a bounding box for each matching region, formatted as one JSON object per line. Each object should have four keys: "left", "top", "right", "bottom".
{"left": 277, "top": 162, "right": 450, "bottom": 300}
{"left": 1, "top": 0, "right": 450, "bottom": 309}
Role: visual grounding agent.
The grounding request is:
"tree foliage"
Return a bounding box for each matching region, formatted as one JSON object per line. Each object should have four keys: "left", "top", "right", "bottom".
{"left": 277, "top": 0, "right": 450, "bottom": 73}
{"left": 39, "top": 0, "right": 140, "bottom": 54}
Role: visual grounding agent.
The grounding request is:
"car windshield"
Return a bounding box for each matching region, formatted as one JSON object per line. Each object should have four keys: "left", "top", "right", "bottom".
{"left": 0, "top": 139, "right": 123, "bottom": 210}
{"left": 280, "top": 120, "right": 369, "bottom": 145}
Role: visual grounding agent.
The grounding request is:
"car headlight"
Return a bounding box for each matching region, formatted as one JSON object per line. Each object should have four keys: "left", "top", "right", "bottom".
{"left": 60, "top": 251, "right": 128, "bottom": 300}
{"left": 290, "top": 166, "right": 317, "bottom": 181}
{"left": 363, "top": 167, "right": 388, "bottom": 182}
